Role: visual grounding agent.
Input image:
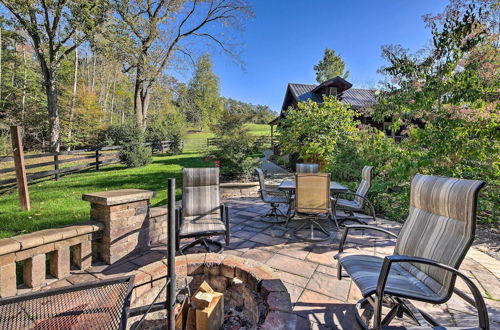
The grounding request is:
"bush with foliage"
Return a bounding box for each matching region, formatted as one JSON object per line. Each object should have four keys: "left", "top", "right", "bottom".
{"left": 145, "top": 113, "right": 186, "bottom": 155}
{"left": 105, "top": 123, "right": 152, "bottom": 168}
{"left": 277, "top": 96, "right": 359, "bottom": 167}
{"left": 209, "top": 110, "right": 261, "bottom": 180}
{"left": 211, "top": 135, "right": 260, "bottom": 180}
{"left": 370, "top": 1, "right": 499, "bottom": 224}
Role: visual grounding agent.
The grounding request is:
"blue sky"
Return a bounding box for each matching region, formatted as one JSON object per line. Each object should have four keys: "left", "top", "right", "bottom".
{"left": 176, "top": 0, "right": 449, "bottom": 111}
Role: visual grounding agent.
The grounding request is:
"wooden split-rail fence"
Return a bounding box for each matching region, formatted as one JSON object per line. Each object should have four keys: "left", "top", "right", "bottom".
{"left": 207, "top": 136, "right": 275, "bottom": 148}
{"left": 0, "top": 140, "right": 182, "bottom": 192}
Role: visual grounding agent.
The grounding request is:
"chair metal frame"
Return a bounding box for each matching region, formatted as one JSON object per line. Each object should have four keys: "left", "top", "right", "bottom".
{"left": 175, "top": 204, "right": 230, "bottom": 254}
{"left": 332, "top": 166, "right": 376, "bottom": 226}
{"left": 296, "top": 163, "right": 320, "bottom": 173}
{"left": 255, "top": 168, "right": 290, "bottom": 224}
{"left": 336, "top": 175, "right": 489, "bottom": 329}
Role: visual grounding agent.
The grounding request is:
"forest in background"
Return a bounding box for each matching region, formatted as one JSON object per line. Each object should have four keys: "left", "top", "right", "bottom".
{"left": 0, "top": 0, "right": 275, "bottom": 153}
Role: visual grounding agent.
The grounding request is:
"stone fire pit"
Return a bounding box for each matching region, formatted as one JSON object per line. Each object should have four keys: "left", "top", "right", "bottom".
{"left": 130, "top": 253, "right": 295, "bottom": 329}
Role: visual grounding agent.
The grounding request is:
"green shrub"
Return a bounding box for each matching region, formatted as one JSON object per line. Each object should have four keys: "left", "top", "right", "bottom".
{"left": 211, "top": 134, "right": 261, "bottom": 180}
{"left": 209, "top": 109, "right": 261, "bottom": 180}
{"left": 277, "top": 96, "right": 359, "bottom": 165}
{"left": 119, "top": 141, "right": 152, "bottom": 168}
{"left": 146, "top": 113, "right": 186, "bottom": 155}
{"left": 105, "top": 123, "right": 152, "bottom": 168}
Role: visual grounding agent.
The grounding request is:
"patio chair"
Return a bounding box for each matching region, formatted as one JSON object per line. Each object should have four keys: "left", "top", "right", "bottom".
{"left": 296, "top": 163, "right": 319, "bottom": 173}
{"left": 176, "top": 168, "right": 229, "bottom": 254}
{"left": 256, "top": 168, "right": 291, "bottom": 224}
{"left": 289, "top": 173, "right": 338, "bottom": 241}
{"left": 335, "top": 174, "right": 488, "bottom": 329}
{"left": 332, "top": 165, "right": 376, "bottom": 225}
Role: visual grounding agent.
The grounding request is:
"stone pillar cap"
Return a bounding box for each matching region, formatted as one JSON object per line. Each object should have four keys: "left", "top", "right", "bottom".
{"left": 82, "top": 189, "right": 155, "bottom": 206}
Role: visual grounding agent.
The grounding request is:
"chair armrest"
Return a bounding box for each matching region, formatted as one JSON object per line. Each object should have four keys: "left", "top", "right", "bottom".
{"left": 332, "top": 192, "right": 372, "bottom": 207}
{"left": 376, "top": 255, "right": 489, "bottom": 329}
{"left": 337, "top": 225, "right": 398, "bottom": 255}
{"left": 175, "top": 206, "right": 182, "bottom": 227}
{"left": 220, "top": 204, "right": 230, "bottom": 229}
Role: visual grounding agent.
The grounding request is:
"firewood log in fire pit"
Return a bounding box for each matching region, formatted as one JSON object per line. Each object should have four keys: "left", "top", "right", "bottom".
{"left": 176, "top": 281, "right": 224, "bottom": 330}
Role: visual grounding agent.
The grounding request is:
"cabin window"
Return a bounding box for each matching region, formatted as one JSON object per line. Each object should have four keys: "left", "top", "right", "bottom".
{"left": 328, "top": 87, "right": 337, "bottom": 97}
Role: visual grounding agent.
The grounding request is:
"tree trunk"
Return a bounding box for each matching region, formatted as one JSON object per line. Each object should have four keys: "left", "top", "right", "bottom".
{"left": 21, "top": 46, "right": 27, "bottom": 121}
{"left": 133, "top": 54, "right": 150, "bottom": 130}
{"left": 0, "top": 27, "right": 2, "bottom": 103}
{"left": 67, "top": 47, "right": 78, "bottom": 147}
{"left": 110, "top": 75, "right": 116, "bottom": 124}
{"left": 91, "top": 53, "right": 96, "bottom": 92}
{"left": 46, "top": 75, "right": 60, "bottom": 152}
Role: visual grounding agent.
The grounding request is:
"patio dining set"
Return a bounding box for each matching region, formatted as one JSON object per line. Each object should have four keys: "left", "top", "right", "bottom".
{"left": 0, "top": 165, "right": 491, "bottom": 329}
{"left": 173, "top": 165, "right": 490, "bottom": 329}
{"left": 256, "top": 164, "right": 376, "bottom": 242}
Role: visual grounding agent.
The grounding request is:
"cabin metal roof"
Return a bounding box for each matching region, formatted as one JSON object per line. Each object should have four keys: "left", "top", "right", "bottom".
{"left": 287, "top": 83, "right": 377, "bottom": 109}
{"left": 269, "top": 78, "right": 379, "bottom": 125}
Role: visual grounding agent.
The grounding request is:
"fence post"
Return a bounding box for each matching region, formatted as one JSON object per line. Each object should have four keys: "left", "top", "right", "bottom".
{"left": 54, "top": 154, "right": 59, "bottom": 180}
{"left": 95, "top": 149, "right": 100, "bottom": 171}
{"left": 10, "top": 126, "right": 30, "bottom": 211}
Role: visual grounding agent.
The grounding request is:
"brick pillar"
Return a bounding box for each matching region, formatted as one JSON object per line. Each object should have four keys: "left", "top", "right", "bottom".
{"left": 82, "top": 189, "right": 154, "bottom": 264}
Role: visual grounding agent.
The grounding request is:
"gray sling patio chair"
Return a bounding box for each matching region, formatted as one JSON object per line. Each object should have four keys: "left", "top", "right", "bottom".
{"left": 256, "top": 168, "right": 291, "bottom": 224}
{"left": 176, "top": 168, "right": 229, "bottom": 254}
{"left": 290, "top": 173, "right": 337, "bottom": 241}
{"left": 332, "top": 165, "right": 376, "bottom": 225}
{"left": 296, "top": 163, "right": 319, "bottom": 173}
{"left": 335, "top": 174, "right": 488, "bottom": 329}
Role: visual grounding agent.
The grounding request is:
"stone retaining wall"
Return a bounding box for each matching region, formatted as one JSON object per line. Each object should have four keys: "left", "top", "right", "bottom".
{"left": 149, "top": 207, "right": 168, "bottom": 245}
{"left": 220, "top": 182, "right": 260, "bottom": 198}
{"left": 0, "top": 222, "right": 102, "bottom": 297}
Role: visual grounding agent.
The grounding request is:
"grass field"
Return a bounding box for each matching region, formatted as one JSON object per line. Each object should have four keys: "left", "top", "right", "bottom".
{"left": 0, "top": 124, "right": 270, "bottom": 238}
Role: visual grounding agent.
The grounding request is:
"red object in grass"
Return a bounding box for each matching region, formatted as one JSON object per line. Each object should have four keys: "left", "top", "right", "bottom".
{"left": 204, "top": 155, "right": 215, "bottom": 162}
{"left": 214, "top": 160, "right": 221, "bottom": 167}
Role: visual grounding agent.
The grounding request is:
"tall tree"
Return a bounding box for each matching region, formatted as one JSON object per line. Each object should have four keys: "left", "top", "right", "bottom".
{"left": 186, "top": 53, "right": 221, "bottom": 129}
{"left": 112, "top": 0, "right": 252, "bottom": 130}
{"left": 313, "top": 48, "right": 349, "bottom": 83}
{"left": 0, "top": 0, "right": 107, "bottom": 151}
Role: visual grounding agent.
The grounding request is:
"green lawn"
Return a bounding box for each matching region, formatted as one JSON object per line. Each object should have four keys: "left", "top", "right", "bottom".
{"left": 0, "top": 153, "right": 211, "bottom": 238}
{"left": 0, "top": 123, "right": 271, "bottom": 238}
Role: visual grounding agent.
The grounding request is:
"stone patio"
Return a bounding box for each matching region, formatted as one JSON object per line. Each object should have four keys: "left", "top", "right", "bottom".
{"left": 43, "top": 197, "right": 500, "bottom": 329}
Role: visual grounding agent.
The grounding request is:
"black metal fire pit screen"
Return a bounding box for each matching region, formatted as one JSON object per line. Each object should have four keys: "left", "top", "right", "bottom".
{"left": 0, "top": 276, "right": 134, "bottom": 330}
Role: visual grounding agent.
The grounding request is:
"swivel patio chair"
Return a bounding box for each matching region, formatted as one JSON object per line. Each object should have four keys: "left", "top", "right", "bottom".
{"left": 296, "top": 163, "right": 319, "bottom": 173}
{"left": 335, "top": 174, "right": 488, "bottom": 329}
{"left": 176, "top": 168, "right": 230, "bottom": 254}
{"left": 256, "top": 168, "right": 291, "bottom": 224}
{"left": 289, "top": 173, "right": 338, "bottom": 241}
{"left": 332, "top": 165, "right": 376, "bottom": 225}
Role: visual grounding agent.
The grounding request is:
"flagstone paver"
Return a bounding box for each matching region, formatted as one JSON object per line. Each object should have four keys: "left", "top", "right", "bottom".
{"left": 266, "top": 254, "right": 318, "bottom": 278}
{"left": 306, "top": 271, "right": 351, "bottom": 301}
{"left": 36, "top": 196, "right": 500, "bottom": 329}
{"left": 241, "top": 248, "right": 275, "bottom": 264}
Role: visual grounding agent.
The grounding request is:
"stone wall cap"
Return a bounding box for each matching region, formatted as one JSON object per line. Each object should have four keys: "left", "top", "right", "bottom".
{"left": 150, "top": 207, "right": 168, "bottom": 217}
{"left": 82, "top": 189, "right": 155, "bottom": 206}
{"left": 220, "top": 182, "right": 259, "bottom": 188}
{"left": 0, "top": 238, "right": 21, "bottom": 255}
{"left": 0, "top": 221, "right": 103, "bottom": 255}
